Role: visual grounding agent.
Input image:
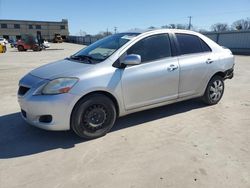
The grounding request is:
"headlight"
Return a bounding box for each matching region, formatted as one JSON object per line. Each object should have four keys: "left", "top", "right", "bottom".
{"left": 42, "top": 78, "right": 78, "bottom": 95}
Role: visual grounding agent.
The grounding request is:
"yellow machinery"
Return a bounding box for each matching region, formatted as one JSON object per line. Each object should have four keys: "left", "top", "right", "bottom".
{"left": 0, "top": 43, "right": 7, "bottom": 53}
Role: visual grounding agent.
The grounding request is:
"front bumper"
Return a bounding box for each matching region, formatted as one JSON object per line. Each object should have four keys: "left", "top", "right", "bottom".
{"left": 17, "top": 74, "right": 80, "bottom": 131}
{"left": 18, "top": 93, "right": 80, "bottom": 131}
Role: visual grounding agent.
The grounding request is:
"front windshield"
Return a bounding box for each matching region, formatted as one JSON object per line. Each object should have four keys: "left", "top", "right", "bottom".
{"left": 72, "top": 33, "right": 139, "bottom": 62}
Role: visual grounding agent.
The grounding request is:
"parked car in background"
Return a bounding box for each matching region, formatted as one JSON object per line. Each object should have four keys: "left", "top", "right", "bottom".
{"left": 9, "top": 39, "right": 17, "bottom": 48}
{"left": 17, "top": 34, "right": 41, "bottom": 51}
{"left": 0, "top": 37, "right": 8, "bottom": 45}
{"left": 42, "top": 40, "right": 50, "bottom": 49}
{"left": 53, "top": 34, "right": 63, "bottom": 43}
{"left": 18, "top": 29, "right": 234, "bottom": 139}
{"left": 0, "top": 43, "right": 7, "bottom": 53}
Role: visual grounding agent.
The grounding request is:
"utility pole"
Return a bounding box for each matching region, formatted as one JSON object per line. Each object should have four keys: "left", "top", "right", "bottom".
{"left": 106, "top": 28, "right": 109, "bottom": 36}
{"left": 188, "top": 16, "right": 192, "bottom": 30}
{"left": 114, "top": 27, "right": 117, "bottom": 34}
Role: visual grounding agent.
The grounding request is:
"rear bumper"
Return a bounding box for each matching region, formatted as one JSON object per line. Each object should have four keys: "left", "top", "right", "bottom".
{"left": 224, "top": 67, "right": 234, "bottom": 80}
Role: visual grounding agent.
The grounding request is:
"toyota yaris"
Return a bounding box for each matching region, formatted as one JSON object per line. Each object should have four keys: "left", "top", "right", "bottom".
{"left": 18, "top": 29, "right": 234, "bottom": 139}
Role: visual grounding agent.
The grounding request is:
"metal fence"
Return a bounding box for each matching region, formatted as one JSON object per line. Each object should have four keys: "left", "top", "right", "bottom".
{"left": 67, "top": 35, "right": 101, "bottom": 45}
{"left": 203, "top": 30, "right": 250, "bottom": 54}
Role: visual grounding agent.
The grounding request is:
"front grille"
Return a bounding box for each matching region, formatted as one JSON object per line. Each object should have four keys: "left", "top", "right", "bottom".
{"left": 18, "top": 86, "right": 30, "bottom": 96}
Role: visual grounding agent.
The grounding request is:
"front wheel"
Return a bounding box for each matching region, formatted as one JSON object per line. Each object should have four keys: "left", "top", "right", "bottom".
{"left": 71, "top": 94, "right": 117, "bottom": 139}
{"left": 203, "top": 76, "right": 224, "bottom": 105}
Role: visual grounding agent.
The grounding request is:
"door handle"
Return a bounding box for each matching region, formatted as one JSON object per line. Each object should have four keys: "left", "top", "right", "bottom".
{"left": 206, "top": 58, "right": 213, "bottom": 64}
{"left": 167, "top": 64, "right": 178, "bottom": 71}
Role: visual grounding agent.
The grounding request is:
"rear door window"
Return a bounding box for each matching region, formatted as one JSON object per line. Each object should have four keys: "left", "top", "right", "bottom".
{"left": 176, "top": 34, "right": 210, "bottom": 55}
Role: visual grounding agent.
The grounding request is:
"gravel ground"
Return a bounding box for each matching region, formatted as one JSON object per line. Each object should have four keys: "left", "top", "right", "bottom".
{"left": 0, "top": 43, "right": 249, "bottom": 188}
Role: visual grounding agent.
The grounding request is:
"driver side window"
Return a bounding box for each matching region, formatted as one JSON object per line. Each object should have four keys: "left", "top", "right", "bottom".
{"left": 127, "top": 34, "right": 172, "bottom": 63}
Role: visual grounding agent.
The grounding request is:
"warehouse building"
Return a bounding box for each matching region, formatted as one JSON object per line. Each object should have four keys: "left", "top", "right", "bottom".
{"left": 0, "top": 19, "right": 69, "bottom": 41}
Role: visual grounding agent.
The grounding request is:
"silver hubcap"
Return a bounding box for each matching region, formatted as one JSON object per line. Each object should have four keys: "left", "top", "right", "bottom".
{"left": 209, "top": 80, "right": 223, "bottom": 102}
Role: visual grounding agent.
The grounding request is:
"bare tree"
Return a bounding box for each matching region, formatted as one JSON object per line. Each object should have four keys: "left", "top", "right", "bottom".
{"left": 79, "top": 30, "right": 87, "bottom": 36}
{"left": 176, "top": 24, "right": 188, "bottom": 29}
{"left": 94, "top": 31, "right": 112, "bottom": 39}
{"left": 161, "top": 24, "right": 188, "bottom": 29}
{"left": 211, "top": 23, "right": 229, "bottom": 32}
{"left": 148, "top": 26, "right": 156, "bottom": 29}
{"left": 161, "top": 25, "right": 171, "bottom": 29}
{"left": 198, "top": 29, "right": 208, "bottom": 33}
{"left": 232, "top": 18, "right": 250, "bottom": 30}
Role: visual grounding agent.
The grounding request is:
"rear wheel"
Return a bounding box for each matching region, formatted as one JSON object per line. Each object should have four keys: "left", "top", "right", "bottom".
{"left": 33, "top": 46, "right": 41, "bottom": 51}
{"left": 203, "top": 76, "right": 224, "bottom": 105}
{"left": 17, "top": 45, "right": 24, "bottom": 52}
{"left": 71, "top": 94, "right": 117, "bottom": 139}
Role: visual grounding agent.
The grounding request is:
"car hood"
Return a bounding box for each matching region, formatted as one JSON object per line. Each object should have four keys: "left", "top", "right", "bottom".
{"left": 30, "top": 59, "right": 94, "bottom": 79}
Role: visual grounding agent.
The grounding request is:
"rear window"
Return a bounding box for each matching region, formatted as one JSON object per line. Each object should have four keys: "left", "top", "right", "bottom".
{"left": 176, "top": 34, "right": 211, "bottom": 55}
{"left": 200, "top": 39, "right": 212, "bottom": 52}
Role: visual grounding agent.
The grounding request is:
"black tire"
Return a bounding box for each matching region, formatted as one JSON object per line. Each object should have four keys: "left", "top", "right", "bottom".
{"left": 17, "top": 45, "right": 24, "bottom": 52}
{"left": 71, "top": 94, "right": 117, "bottom": 139}
{"left": 203, "top": 75, "right": 224, "bottom": 105}
{"left": 33, "top": 46, "right": 41, "bottom": 51}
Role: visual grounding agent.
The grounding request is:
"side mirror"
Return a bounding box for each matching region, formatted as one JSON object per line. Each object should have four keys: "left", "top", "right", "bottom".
{"left": 121, "top": 54, "right": 141, "bottom": 66}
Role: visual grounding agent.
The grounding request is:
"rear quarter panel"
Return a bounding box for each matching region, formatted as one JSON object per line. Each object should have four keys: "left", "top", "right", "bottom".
{"left": 200, "top": 49, "right": 234, "bottom": 95}
{"left": 210, "top": 49, "right": 234, "bottom": 77}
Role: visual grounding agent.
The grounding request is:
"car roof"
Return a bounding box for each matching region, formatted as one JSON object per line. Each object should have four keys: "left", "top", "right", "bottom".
{"left": 124, "top": 28, "right": 200, "bottom": 35}
{"left": 120, "top": 28, "right": 222, "bottom": 53}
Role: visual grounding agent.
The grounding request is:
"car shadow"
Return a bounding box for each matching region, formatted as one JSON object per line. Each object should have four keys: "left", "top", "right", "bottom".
{"left": 0, "top": 99, "right": 207, "bottom": 159}
{"left": 43, "top": 48, "right": 64, "bottom": 51}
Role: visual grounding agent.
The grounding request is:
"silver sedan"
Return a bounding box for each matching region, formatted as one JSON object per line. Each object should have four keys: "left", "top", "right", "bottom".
{"left": 18, "top": 29, "right": 234, "bottom": 139}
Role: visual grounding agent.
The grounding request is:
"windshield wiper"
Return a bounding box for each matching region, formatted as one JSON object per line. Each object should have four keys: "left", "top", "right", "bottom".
{"left": 69, "top": 55, "right": 103, "bottom": 63}
{"left": 69, "top": 55, "right": 94, "bottom": 63}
